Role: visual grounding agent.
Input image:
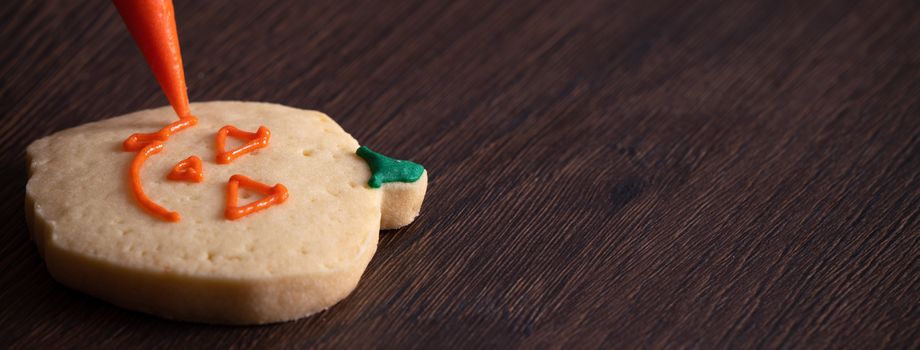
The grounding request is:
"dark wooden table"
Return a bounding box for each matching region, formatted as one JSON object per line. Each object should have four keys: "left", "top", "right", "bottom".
{"left": 1, "top": 0, "right": 917, "bottom": 348}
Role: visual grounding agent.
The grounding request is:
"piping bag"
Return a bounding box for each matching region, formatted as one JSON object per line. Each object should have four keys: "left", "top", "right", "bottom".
{"left": 112, "top": 0, "right": 192, "bottom": 119}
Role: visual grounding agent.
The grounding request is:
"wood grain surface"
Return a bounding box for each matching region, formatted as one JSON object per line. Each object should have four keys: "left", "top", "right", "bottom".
{"left": 1, "top": 0, "right": 918, "bottom": 348}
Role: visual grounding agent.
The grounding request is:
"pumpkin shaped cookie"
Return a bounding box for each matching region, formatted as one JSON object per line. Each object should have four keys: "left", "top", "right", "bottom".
{"left": 25, "top": 101, "right": 427, "bottom": 324}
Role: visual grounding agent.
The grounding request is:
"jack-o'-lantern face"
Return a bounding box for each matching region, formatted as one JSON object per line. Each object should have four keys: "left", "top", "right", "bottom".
{"left": 123, "top": 113, "right": 290, "bottom": 222}
{"left": 110, "top": 103, "right": 424, "bottom": 226}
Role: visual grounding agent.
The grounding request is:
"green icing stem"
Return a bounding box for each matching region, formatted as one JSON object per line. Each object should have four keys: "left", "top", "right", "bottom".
{"left": 355, "top": 146, "right": 425, "bottom": 188}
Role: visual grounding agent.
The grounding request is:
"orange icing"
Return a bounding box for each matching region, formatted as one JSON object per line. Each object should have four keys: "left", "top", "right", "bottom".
{"left": 167, "top": 156, "right": 203, "bottom": 182}
{"left": 216, "top": 126, "right": 289, "bottom": 219}
{"left": 215, "top": 125, "right": 271, "bottom": 164}
{"left": 123, "top": 116, "right": 198, "bottom": 152}
{"left": 130, "top": 142, "right": 180, "bottom": 222}
{"left": 224, "top": 175, "right": 289, "bottom": 220}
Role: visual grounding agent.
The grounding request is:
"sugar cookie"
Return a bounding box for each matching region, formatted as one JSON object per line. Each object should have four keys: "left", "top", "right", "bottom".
{"left": 25, "top": 101, "right": 427, "bottom": 324}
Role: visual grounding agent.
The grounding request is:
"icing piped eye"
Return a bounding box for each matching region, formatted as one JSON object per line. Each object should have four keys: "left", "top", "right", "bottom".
{"left": 215, "top": 125, "right": 270, "bottom": 164}
{"left": 224, "top": 174, "right": 289, "bottom": 220}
